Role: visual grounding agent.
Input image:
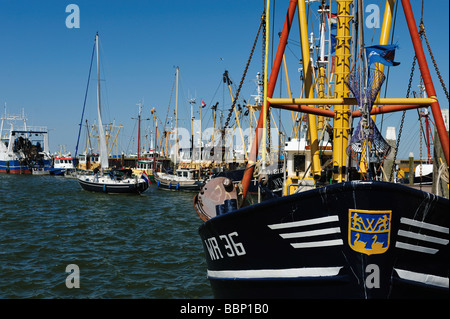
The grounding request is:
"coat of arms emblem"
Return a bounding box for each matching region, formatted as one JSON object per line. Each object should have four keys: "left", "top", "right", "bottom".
{"left": 348, "top": 209, "right": 391, "bottom": 255}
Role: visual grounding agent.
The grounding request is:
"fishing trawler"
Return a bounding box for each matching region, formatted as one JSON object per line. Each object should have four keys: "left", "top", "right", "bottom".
{"left": 194, "top": 0, "right": 449, "bottom": 298}
{"left": 0, "top": 108, "right": 52, "bottom": 174}
{"left": 76, "top": 33, "right": 149, "bottom": 194}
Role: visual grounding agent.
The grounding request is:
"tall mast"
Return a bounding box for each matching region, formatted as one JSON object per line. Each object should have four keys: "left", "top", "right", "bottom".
{"left": 317, "top": 3, "right": 329, "bottom": 132}
{"left": 0, "top": 103, "right": 6, "bottom": 139}
{"left": 199, "top": 100, "right": 202, "bottom": 162}
{"left": 261, "top": 1, "right": 270, "bottom": 172}
{"left": 137, "top": 102, "right": 142, "bottom": 160}
{"left": 212, "top": 103, "right": 217, "bottom": 149}
{"left": 332, "top": 0, "right": 352, "bottom": 183}
{"left": 357, "top": 0, "right": 370, "bottom": 176}
{"left": 298, "top": 0, "right": 321, "bottom": 180}
{"left": 189, "top": 98, "right": 196, "bottom": 163}
{"left": 174, "top": 66, "right": 179, "bottom": 166}
{"left": 96, "top": 32, "right": 109, "bottom": 169}
{"left": 154, "top": 119, "right": 158, "bottom": 171}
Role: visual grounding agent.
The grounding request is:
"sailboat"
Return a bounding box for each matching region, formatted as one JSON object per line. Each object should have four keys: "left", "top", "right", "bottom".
{"left": 193, "top": 0, "right": 448, "bottom": 298}
{"left": 77, "top": 33, "right": 149, "bottom": 194}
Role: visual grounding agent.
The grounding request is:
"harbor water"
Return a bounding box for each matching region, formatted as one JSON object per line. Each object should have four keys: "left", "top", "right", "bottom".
{"left": 0, "top": 174, "right": 212, "bottom": 298}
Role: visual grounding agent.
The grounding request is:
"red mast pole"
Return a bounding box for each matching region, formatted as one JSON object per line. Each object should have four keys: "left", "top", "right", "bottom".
{"left": 401, "top": 0, "right": 449, "bottom": 166}
{"left": 154, "top": 122, "right": 158, "bottom": 172}
{"left": 241, "top": 0, "right": 298, "bottom": 203}
{"left": 137, "top": 104, "right": 141, "bottom": 161}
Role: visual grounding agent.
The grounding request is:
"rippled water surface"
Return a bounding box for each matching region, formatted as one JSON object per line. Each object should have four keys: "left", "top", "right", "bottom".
{"left": 0, "top": 174, "right": 212, "bottom": 298}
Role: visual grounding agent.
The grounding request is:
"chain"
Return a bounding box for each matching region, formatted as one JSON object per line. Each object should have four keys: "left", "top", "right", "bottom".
{"left": 389, "top": 56, "right": 417, "bottom": 182}
{"left": 420, "top": 24, "right": 450, "bottom": 102}
{"left": 262, "top": 8, "right": 268, "bottom": 155}
{"left": 261, "top": 8, "right": 266, "bottom": 99}
{"left": 419, "top": 110, "right": 423, "bottom": 184}
{"left": 223, "top": 11, "right": 265, "bottom": 131}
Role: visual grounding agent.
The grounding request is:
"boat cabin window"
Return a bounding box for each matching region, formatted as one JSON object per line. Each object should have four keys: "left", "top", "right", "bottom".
{"left": 294, "top": 155, "right": 306, "bottom": 173}
{"left": 176, "top": 170, "right": 187, "bottom": 178}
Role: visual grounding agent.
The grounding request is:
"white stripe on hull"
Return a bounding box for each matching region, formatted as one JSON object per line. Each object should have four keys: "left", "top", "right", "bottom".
{"left": 207, "top": 266, "right": 343, "bottom": 279}
{"left": 394, "top": 268, "right": 449, "bottom": 288}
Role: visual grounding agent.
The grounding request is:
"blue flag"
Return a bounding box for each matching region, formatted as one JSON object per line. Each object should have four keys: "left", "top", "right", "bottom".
{"left": 366, "top": 44, "right": 400, "bottom": 66}
{"left": 330, "top": 34, "right": 337, "bottom": 54}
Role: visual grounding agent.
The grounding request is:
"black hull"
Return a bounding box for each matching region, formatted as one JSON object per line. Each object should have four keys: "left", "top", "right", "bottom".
{"left": 198, "top": 181, "right": 449, "bottom": 299}
{"left": 78, "top": 178, "right": 149, "bottom": 194}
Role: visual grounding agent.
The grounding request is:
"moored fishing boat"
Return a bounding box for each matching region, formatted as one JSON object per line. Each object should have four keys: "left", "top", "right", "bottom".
{"left": 198, "top": 180, "right": 448, "bottom": 298}
{"left": 194, "top": 0, "right": 449, "bottom": 299}
{"left": 0, "top": 108, "right": 52, "bottom": 174}
{"left": 50, "top": 155, "right": 75, "bottom": 176}
{"left": 155, "top": 167, "right": 205, "bottom": 191}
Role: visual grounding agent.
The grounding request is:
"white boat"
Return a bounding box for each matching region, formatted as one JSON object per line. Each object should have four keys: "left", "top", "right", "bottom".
{"left": 155, "top": 168, "right": 205, "bottom": 191}
{"left": 50, "top": 156, "right": 75, "bottom": 176}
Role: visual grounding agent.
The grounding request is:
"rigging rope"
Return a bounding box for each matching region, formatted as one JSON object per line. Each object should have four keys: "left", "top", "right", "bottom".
{"left": 74, "top": 41, "right": 96, "bottom": 159}
{"left": 163, "top": 71, "right": 177, "bottom": 134}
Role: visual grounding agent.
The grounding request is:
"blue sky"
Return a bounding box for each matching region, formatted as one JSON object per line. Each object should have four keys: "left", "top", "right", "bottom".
{"left": 0, "top": 0, "right": 448, "bottom": 160}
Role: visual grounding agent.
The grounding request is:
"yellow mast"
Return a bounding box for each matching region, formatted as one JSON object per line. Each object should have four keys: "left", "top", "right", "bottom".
{"left": 373, "top": 0, "right": 396, "bottom": 116}
{"left": 107, "top": 124, "right": 122, "bottom": 156}
{"left": 261, "top": 0, "right": 270, "bottom": 170}
{"left": 211, "top": 106, "right": 217, "bottom": 147}
{"left": 84, "top": 123, "right": 95, "bottom": 157}
{"left": 282, "top": 54, "right": 299, "bottom": 139}
{"left": 317, "top": 68, "right": 327, "bottom": 131}
{"left": 226, "top": 80, "right": 248, "bottom": 160}
{"left": 151, "top": 107, "right": 163, "bottom": 157}
{"left": 332, "top": 0, "right": 352, "bottom": 183}
{"left": 298, "top": 0, "right": 321, "bottom": 180}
